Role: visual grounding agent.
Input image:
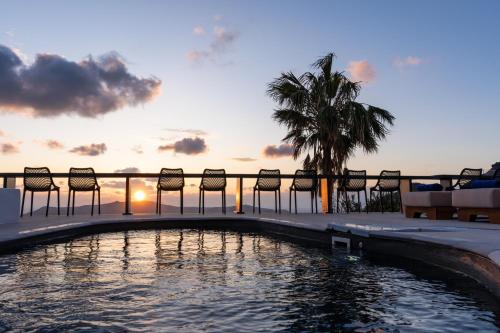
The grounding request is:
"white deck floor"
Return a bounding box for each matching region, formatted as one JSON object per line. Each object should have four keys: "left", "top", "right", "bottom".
{"left": 1, "top": 212, "right": 500, "bottom": 267}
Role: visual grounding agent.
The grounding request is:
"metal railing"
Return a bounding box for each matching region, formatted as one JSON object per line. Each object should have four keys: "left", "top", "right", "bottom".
{"left": 0, "top": 172, "right": 475, "bottom": 215}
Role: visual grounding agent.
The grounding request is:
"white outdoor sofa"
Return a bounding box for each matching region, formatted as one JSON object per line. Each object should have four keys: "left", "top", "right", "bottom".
{"left": 452, "top": 188, "right": 500, "bottom": 223}
{"left": 0, "top": 188, "right": 20, "bottom": 224}
{"left": 402, "top": 191, "right": 455, "bottom": 220}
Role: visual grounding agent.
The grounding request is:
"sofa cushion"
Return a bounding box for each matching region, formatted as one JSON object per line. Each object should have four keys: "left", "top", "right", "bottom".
{"left": 452, "top": 188, "right": 500, "bottom": 208}
{"left": 402, "top": 191, "right": 452, "bottom": 207}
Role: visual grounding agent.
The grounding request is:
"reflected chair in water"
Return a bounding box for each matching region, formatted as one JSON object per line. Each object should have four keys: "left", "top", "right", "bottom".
{"left": 446, "top": 168, "right": 483, "bottom": 190}
{"left": 337, "top": 169, "right": 368, "bottom": 213}
{"left": 289, "top": 170, "right": 318, "bottom": 214}
{"left": 253, "top": 169, "right": 281, "bottom": 214}
{"left": 369, "top": 170, "right": 401, "bottom": 213}
{"left": 199, "top": 169, "right": 227, "bottom": 214}
{"left": 156, "top": 168, "right": 185, "bottom": 214}
{"left": 67, "top": 167, "right": 101, "bottom": 216}
{"left": 21, "top": 167, "right": 60, "bottom": 217}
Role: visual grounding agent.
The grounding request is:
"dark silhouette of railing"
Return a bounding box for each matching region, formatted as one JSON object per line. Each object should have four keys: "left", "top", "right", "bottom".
{"left": 0, "top": 172, "right": 483, "bottom": 215}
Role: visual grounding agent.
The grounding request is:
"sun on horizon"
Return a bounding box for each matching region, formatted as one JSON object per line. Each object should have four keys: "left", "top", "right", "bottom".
{"left": 133, "top": 191, "right": 146, "bottom": 202}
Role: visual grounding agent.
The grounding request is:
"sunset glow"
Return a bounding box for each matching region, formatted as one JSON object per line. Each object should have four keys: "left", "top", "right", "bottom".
{"left": 134, "top": 191, "right": 145, "bottom": 202}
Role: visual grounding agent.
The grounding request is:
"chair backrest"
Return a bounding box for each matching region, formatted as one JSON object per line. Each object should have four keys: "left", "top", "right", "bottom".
{"left": 377, "top": 170, "right": 400, "bottom": 190}
{"left": 68, "top": 167, "right": 98, "bottom": 190}
{"left": 256, "top": 169, "right": 281, "bottom": 190}
{"left": 292, "top": 169, "right": 317, "bottom": 191}
{"left": 342, "top": 169, "right": 367, "bottom": 191}
{"left": 24, "top": 167, "right": 54, "bottom": 190}
{"left": 158, "top": 168, "right": 184, "bottom": 190}
{"left": 456, "top": 168, "right": 482, "bottom": 189}
{"left": 201, "top": 169, "right": 226, "bottom": 190}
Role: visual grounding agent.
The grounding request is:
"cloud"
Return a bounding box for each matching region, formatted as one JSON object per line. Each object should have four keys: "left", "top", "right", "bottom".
{"left": 347, "top": 60, "right": 376, "bottom": 83}
{"left": 0, "top": 44, "right": 161, "bottom": 118}
{"left": 158, "top": 137, "right": 207, "bottom": 155}
{"left": 187, "top": 24, "right": 238, "bottom": 64}
{"left": 0, "top": 129, "right": 4, "bottom": 136}
{"left": 213, "top": 14, "right": 223, "bottom": 22}
{"left": 69, "top": 143, "right": 107, "bottom": 156}
{"left": 163, "top": 128, "right": 208, "bottom": 136}
{"left": 263, "top": 144, "right": 294, "bottom": 158}
{"left": 44, "top": 139, "right": 64, "bottom": 149}
{"left": 232, "top": 157, "right": 257, "bottom": 162}
{"left": 187, "top": 50, "right": 210, "bottom": 63}
{"left": 103, "top": 178, "right": 153, "bottom": 191}
{"left": 1, "top": 142, "right": 20, "bottom": 154}
{"left": 131, "top": 145, "right": 143, "bottom": 154}
{"left": 393, "top": 56, "right": 423, "bottom": 68}
{"left": 193, "top": 26, "right": 206, "bottom": 36}
{"left": 115, "top": 167, "right": 140, "bottom": 173}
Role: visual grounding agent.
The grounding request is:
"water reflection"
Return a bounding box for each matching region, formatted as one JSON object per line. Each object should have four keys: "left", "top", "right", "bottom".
{"left": 0, "top": 229, "right": 498, "bottom": 332}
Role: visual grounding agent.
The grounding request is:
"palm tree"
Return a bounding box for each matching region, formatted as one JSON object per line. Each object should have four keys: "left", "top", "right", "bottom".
{"left": 267, "top": 53, "right": 395, "bottom": 212}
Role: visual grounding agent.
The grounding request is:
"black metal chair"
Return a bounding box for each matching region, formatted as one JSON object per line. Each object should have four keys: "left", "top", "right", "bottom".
{"left": 157, "top": 168, "right": 184, "bottom": 215}
{"left": 446, "top": 168, "right": 483, "bottom": 190}
{"left": 199, "top": 169, "right": 226, "bottom": 214}
{"left": 369, "top": 170, "right": 401, "bottom": 213}
{"left": 253, "top": 169, "right": 281, "bottom": 214}
{"left": 337, "top": 169, "right": 368, "bottom": 213}
{"left": 67, "top": 167, "right": 100, "bottom": 216}
{"left": 21, "top": 167, "right": 60, "bottom": 217}
{"left": 289, "top": 170, "right": 318, "bottom": 214}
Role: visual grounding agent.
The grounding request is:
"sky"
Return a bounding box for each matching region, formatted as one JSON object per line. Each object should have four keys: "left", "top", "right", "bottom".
{"left": 1, "top": 1, "right": 500, "bottom": 207}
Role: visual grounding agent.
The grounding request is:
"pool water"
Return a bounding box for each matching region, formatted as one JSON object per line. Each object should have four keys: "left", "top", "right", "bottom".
{"left": 0, "top": 229, "right": 498, "bottom": 332}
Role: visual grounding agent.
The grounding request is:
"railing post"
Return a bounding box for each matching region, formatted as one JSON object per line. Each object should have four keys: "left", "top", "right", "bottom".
{"left": 2, "top": 177, "right": 6, "bottom": 188}
{"left": 123, "top": 176, "right": 132, "bottom": 215}
{"left": 234, "top": 177, "right": 244, "bottom": 214}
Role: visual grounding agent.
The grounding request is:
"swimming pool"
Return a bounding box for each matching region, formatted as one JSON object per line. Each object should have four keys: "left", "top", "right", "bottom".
{"left": 0, "top": 229, "right": 498, "bottom": 332}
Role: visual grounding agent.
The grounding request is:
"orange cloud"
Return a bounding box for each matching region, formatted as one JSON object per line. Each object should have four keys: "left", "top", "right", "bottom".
{"left": 347, "top": 60, "right": 376, "bottom": 83}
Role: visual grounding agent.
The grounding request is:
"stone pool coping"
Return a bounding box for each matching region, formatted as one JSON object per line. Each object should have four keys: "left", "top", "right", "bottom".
{"left": 0, "top": 212, "right": 499, "bottom": 299}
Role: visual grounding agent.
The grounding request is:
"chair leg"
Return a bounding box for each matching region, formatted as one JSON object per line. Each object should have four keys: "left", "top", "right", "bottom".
{"left": 223, "top": 190, "right": 226, "bottom": 215}
{"left": 57, "top": 189, "right": 60, "bottom": 215}
{"left": 344, "top": 191, "right": 350, "bottom": 214}
{"left": 180, "top": 189, "right": 184, "bottom": 215}
{"left": 274, "top": 191, "right": 277, "bottom": 213}
{"left": 364, "top": 189, "right": 369, "bottom": 213}
{"left": 258, "top": 190, "right": 261, "bottom": 214}
{"left": 72, "top": 191, "right": 76, "bottom": 215}
{"left": 221, "top": 190, "right": 224, "bottom": 214}
{"left": 98, "top": 189, "right": 101, "bottom": 215}
{"left": 30, "top": 191, "right": 34, "bottom": 216}
{"left": 289, "top": 189, "right": 292, "bottom": 214}
{"left": 294, "top": 190, "right": 297, "bottom": 214}
{"left": 278, "top": 189, "right": 281, "bottom": 214}
{"left": 159, "top": 190, "right": 162, "bottom": 215}
{"left": 315, "top": 190, "right": 318, "bottom": 214}
{"left": 336, "top": 189, "right": 340, "bottom": 213}
{"left": 20, "top": 189, "right": 26, "bottom": 217}
{"left": 253, "top": 189, "right": 256, "bottom": 214}
{"left": 390, "top": 192, "right": 394, "bottom": 212}
{"left": 202, "top": 190, "right": 205, "bottom": 215}
{"left": 357, "top": 191, "right": 361, "bottom": 213}
{"left": 91, "top": 190, "right": 95, "bottom": 216}
{"left": 198, "top": 190, "right": 201, "bottom": 214}
{"left": 46, "top": 190, "right": 51, "bottom": 217}
{"left": 380, "top": 191, "right": 384, "bottom": 213}
{"left": 67, "top": 190, "right": 71, "bottom": 216}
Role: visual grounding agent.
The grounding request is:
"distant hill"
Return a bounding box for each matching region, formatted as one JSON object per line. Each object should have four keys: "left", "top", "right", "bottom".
{"left": 30, "top": 201, "right": 281, "bottom": 216}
